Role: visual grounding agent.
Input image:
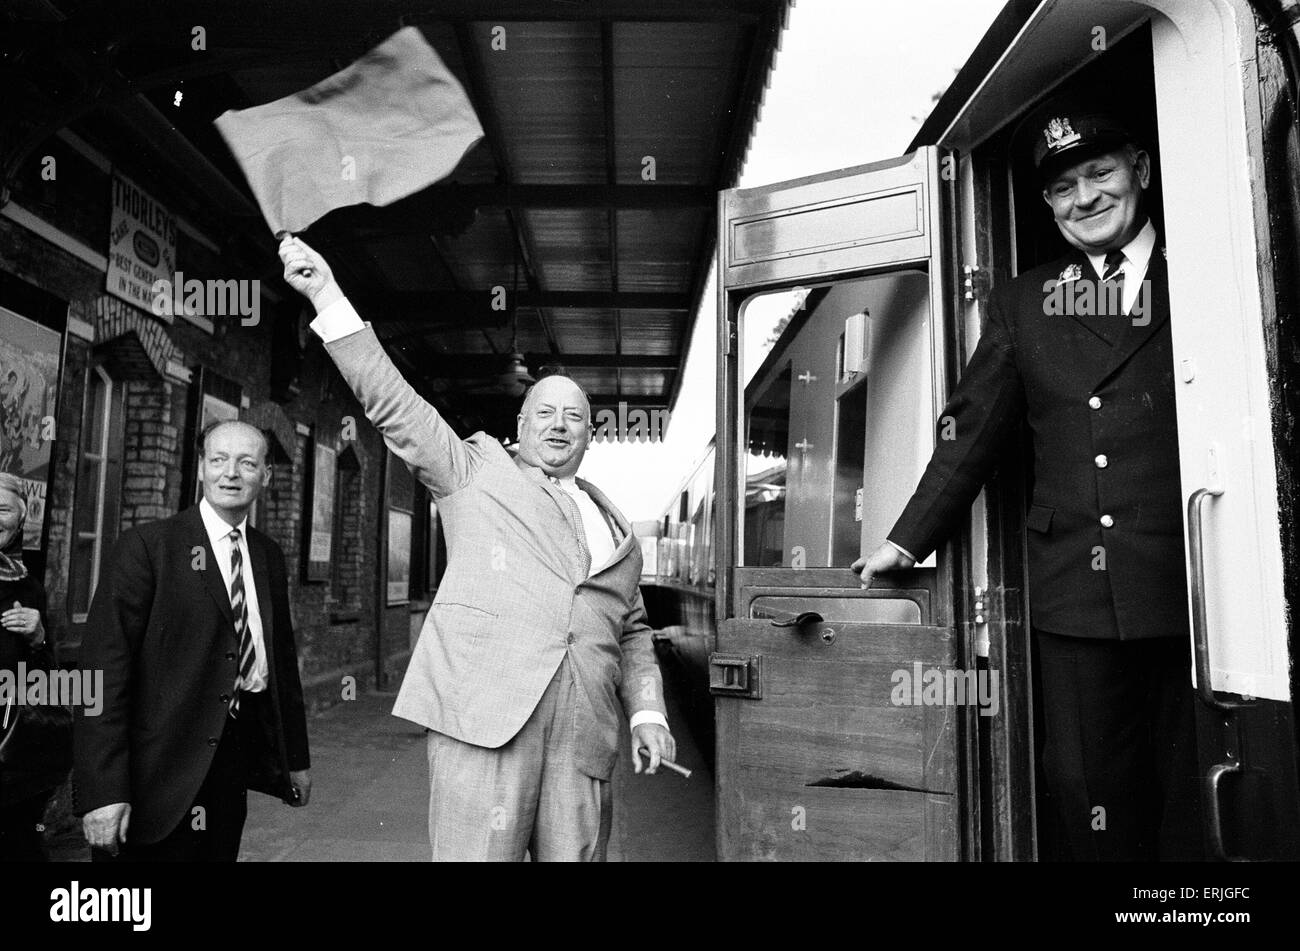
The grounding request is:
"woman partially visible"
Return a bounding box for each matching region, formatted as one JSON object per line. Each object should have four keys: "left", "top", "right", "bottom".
{"left": 0, "top": 471, "right": 67, "bottom": 861}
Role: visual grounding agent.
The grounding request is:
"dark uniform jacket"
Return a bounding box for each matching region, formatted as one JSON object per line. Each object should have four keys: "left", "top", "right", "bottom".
{"left": 889, "top": 241, "right": 1188, "bottom": 640}
{"left": 73, "top": 505, "right": 310, "bottom": 843}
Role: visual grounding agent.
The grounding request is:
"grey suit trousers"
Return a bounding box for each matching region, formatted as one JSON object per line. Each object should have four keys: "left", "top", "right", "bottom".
{"left": 425, "top": 654, "right": 613, "bottom": 861}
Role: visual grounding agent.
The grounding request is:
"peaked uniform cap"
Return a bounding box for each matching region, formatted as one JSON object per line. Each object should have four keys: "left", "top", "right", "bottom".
{"left": 1020, "top": 98, "right": 1137, "bottom": 181}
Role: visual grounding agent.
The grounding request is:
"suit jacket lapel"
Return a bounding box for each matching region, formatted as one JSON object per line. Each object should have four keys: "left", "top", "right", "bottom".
{"left": 576, "top": 477, "right": 635, "bottom": 565}
{"left": 1096, "top": 249, "right": 1170, "bottom": 386}
{"left": 187, "top": 505, "right": 235, "bottom": 629}
{"left": 1050, "top": 249, "right": 1118, "bottom": 349}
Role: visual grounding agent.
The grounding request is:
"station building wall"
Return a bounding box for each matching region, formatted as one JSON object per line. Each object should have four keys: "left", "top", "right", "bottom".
{"left": 0, "top": 144, "right": 422, "bottom": 716}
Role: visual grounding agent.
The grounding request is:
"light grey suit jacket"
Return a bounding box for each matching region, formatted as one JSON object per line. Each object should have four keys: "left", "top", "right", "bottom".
{"left": 324, "top": 326, "right": 666, "bottom": 780}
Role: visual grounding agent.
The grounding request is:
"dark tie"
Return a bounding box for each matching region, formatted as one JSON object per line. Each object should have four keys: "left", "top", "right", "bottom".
{"left": 227, "top": 528, "right": 254, "bottom": 718}
{"left": 1076, "top": 250, "right": 1126, "bottom": 345}
{"left": 1102, "top": 249, "right": 1125, "bottom": 285}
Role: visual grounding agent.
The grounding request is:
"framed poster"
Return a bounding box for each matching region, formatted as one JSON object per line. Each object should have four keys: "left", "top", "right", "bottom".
{"left": 305, "top": 442, "right": 336, "bottom": 581}
{"left": 0, "top": 305, "right": 62, "bottom": 550}
{"left": 386, "top": 508, "right": 411, "bottom": 605}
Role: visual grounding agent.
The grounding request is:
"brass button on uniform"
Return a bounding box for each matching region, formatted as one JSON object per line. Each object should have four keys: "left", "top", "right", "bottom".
{"left": 226, "top": 651, "right": 237, "bottom": 661}
{"left": 1095, "top": 454, "right": 1109, "bottom": 468}
{"left": 1088, "top": 396, "right": 1102, "bottom": 410}
{"left": 219, "top": 693, "right": 231, "bottom": 704}
{"left": 207, "top": 737, "right": 219, "bottom": 747}
{"left": 1100, "top": 514, "right": 1115, "bottom": 528}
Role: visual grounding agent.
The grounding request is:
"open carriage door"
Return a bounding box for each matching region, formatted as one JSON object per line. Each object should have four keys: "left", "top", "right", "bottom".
{"left": 713, "top": 149, "right": 972, "bottom": 861}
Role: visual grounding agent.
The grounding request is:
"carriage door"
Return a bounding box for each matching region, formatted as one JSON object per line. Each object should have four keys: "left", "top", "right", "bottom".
{"left": 713, "top": 149, "right": 971, "bottom": 861}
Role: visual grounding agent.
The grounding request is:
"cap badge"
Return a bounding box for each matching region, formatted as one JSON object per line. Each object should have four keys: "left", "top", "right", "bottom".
{"left": 1043, "top": 116, "right": 1081, "bottom": 152}
{"left": 1056, "top": 263, "right": 1082, "bottom": 285}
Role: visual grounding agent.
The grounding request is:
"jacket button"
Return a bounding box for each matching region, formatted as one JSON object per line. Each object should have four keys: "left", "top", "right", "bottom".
{"left": 208, "top": 737, "right": 219, "bottom": 747}
{"left": 1088, "top": 396, "right": 1102, "bottom": 410}
{"left": 1100, "top": 514, "right": 1115, "bottom": 528}
{"left": 226, "top": 651, "right": 237, "bottom": 661}
{"left": 567, "top": 633, "right": 575, "bottom": 645}
{"left": 1095, "top": 454, "right": 1109, "bottom": 468}
{"left": 219, "top": 693, "right": 231, "bottom": 704}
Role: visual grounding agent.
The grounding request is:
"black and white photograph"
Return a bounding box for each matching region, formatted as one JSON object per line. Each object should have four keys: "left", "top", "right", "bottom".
{"left": 1, "top": 0, "right": 1297, "bottom": 932}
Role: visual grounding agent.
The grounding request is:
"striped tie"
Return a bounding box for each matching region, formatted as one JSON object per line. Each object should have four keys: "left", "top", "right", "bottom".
{"left": 227, "top": 528, "right": 254, "bottom": 718}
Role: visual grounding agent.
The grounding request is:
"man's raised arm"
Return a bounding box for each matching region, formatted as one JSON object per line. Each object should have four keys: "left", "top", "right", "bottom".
{"left": 278, "top": 235, "right": 480, "bottom": 499}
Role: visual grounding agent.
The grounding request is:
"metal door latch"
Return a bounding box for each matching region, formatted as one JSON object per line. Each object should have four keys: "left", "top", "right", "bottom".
{"left": 769, "top": 610, "right": 836, "bottom": 644}
{"left": 709, "top": 652, "right": 762, "bottom": 699}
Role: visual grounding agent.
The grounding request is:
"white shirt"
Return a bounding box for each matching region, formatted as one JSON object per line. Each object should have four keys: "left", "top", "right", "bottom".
{"left": 550, "top": 476, "right": 617, "bottom": 576}
{"left": 310, "top": 297, "right": 367, "bottom": 341}
{"left": 200, "top": 497, "right": 268, "bottom": 692}
{"left": 310, "top": 297, "right": 668, "bottom": 734}
{"left": 1084, "top": 218, "right": 1157, "bottom": 316}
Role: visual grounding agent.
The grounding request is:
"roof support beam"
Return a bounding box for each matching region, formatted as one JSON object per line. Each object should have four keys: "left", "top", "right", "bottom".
{"left": 403, "top": 354, "right": 679, "bottom": 378}
{"left": 368, "top": 289, "right": 690, "bottom": 313}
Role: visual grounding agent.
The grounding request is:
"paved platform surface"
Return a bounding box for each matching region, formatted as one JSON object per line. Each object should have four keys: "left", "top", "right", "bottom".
{"left": 239, "top": 680, "right": 715, "bottom": 862}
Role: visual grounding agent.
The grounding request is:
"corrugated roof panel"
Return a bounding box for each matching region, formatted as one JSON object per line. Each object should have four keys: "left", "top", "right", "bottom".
{"left": 612, "top": 22, "right": 744, "bottom": 185}
{"left": 523, "top": 208, "right": 611, "bottom": 290}
{"left": 616, "top": 209, "right": 702, "bottom": 292}
{"left": 568, "top": 368, "right": 618, "bottom": 395}
{"left": 546, "top": 309, "right": 617, "bottom": 354}
{"left": 616, "top": 369, "right": 672, "bottom": 397}
{"left": 469, "top": 21, "right": 607, "bottom": 183}
{"left": 618, "top": 311, "right": 684, "bottom": 356}
{"left": 436, "top": 209, "right": 522, "bottom": 290}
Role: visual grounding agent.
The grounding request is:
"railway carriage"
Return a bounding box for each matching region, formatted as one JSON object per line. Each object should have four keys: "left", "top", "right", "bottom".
{"left": 642, "top": 0, "right": 1300, "bottom": 861}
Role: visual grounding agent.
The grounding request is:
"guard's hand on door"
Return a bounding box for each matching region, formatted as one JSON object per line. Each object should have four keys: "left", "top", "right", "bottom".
{"left": 851, "top": 541, "right": 915, "bottom": 589}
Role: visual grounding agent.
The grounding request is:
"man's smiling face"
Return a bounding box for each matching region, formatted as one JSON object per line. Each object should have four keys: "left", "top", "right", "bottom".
{"left": 1043, "top": 145, "right": 1150, "bottom": 254}
{"left": 515, "top": 375, "right": 592, "bottom": 478}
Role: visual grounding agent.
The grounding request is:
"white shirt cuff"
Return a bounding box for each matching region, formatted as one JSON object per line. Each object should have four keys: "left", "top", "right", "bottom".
{"left": 630, "top": 710, "right": 669, "bottom": 731}
{"left": 310, "top": 297, "right": 368, "bottom": 343}
{"left": 886, "top": 539, "right": 919, "bottom": 563}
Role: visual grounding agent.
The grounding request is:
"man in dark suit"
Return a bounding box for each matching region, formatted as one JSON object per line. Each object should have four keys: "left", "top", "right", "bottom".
{"left": 854, "top": 103, "right": 1203, "bottom": 860}
{"left": 74, "top": 420, "right": 311, "bottom": 861}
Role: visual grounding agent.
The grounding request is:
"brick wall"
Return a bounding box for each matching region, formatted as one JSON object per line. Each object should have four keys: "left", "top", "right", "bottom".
{"left": 1, "top": 212, "right": 404, "bottom": 711}
{"left": 120, "top": 379, "right": 178, "bottom": 529}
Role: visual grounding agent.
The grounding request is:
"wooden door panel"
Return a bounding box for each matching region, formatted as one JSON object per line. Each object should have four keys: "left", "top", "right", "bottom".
{"left": 715, "top": 618, "right": 959, "bottom": 860}
{"left": 717, "top": 772, "right": 956, "bottom": 861}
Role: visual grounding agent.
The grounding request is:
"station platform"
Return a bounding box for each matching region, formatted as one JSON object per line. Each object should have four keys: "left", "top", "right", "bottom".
{"left": 238, "top": 681, "right": 715, "bottom": 862}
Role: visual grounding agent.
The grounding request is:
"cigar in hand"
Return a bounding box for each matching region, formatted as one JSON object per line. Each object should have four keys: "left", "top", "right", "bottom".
{"left": 639, "top": 747, "right": 691, "bottom": 778}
